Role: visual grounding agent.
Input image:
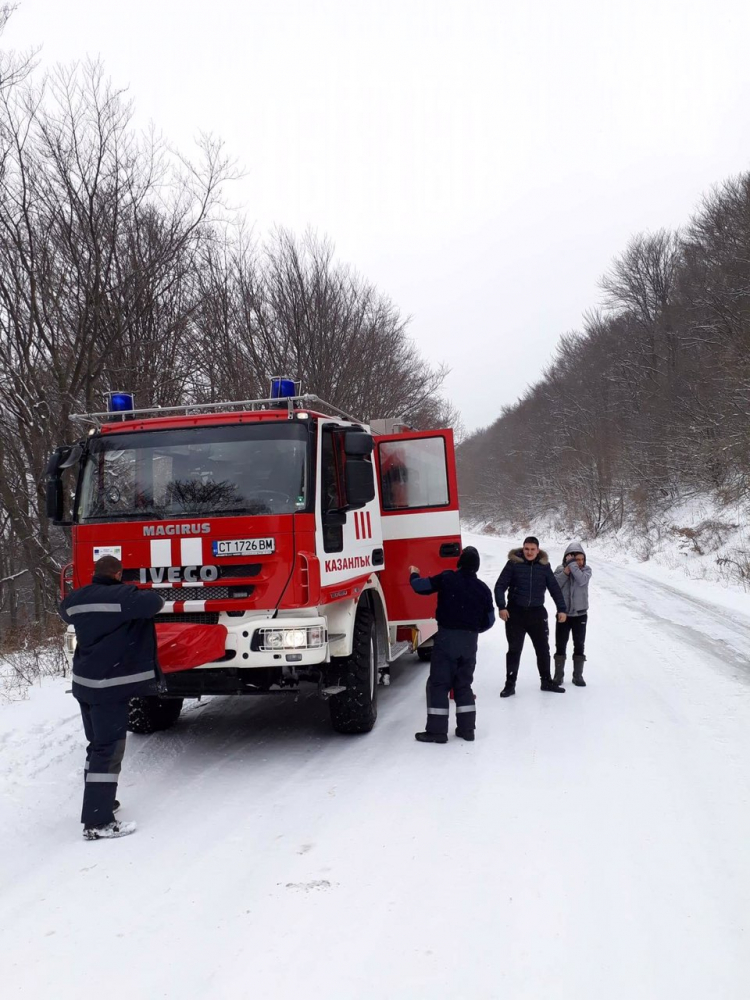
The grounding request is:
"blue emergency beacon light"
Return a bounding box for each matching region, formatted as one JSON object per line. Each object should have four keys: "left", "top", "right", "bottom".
{"left": 106, "top": 391, "right": 135, "bottom": 418}
{"left": 270, "top": 378, "right": 297, "bottom": 400}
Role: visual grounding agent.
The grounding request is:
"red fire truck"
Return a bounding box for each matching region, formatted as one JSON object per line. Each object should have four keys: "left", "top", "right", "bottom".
{"left": 46, "top": 381, "right": 461, "bottom": 735}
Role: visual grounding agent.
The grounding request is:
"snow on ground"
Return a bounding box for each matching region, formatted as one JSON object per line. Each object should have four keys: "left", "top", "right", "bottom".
{"left": 1, "top": 531, "right": 749, "bottom": 999}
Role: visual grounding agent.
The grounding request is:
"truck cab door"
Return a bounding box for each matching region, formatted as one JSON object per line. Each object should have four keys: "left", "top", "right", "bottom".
{"left": 374, "top": 429, "right": 461, "bottom": 629}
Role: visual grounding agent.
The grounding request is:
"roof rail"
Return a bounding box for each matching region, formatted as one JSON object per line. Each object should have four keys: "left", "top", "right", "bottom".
{"left": 69, "top": 394, "right": 364, "bottom": 427}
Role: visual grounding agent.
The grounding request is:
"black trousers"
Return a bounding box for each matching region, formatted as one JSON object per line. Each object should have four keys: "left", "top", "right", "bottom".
{"left": 555, "top": 613, "right": 588, "bottom": 656}
{"left": 505, "top": 606, "right": 551, "bottom": 681}
{"left": 425, "top": 629, "right": 478, "bottom": 735}
{"left": 78, "top": 698, "right": 129, "bottom": 828}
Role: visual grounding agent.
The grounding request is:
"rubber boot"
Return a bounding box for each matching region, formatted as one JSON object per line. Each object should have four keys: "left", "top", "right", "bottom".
{"left": 500, "top": 666, "right": 518, "bottom": 698}
{"left": 553, "top": 654, "right": 566, "bottom": 686}
{"left": 572, "top": 655, "right": 586, "bottom": 687}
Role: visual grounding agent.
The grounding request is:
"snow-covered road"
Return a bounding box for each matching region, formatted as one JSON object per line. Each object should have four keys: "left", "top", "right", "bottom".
{"left": 1, "top": 532, "right": 749, "bottom": 999}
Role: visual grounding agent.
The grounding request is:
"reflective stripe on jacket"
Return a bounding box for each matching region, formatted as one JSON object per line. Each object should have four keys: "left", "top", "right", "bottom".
{"left": 60, "top": 575, "right": 164, "bottom": 703}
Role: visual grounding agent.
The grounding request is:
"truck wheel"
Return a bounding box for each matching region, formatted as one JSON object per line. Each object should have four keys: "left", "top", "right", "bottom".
{"left": 329, "top": 605, "right": 378, "bottom": 734}
{"left": 416, "top": 646, "right": 432, "bottom": 662}
{"left": 128, "top": 696, "right": 184, "bottom": 734}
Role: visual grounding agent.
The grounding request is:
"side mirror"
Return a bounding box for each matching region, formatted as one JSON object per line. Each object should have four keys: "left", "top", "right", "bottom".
{"left": 344, "top": 431, "right": 374, "bottom": 457}
{"left": 345, "top": 459, "right": 375, "bottom": 510}
{"left": 46, "top": 443, "right": 82, "bottom": 475}
{"left": 59, "top": 443, "right": 82, "bottom": 469}
{"left": 45, "top": 444, "right": 80, "bottom": 524}
{"left": 46, "top": 448, "right": 64, "bottom": 477}
{"left": 46, "top": 477, "right": 64, "bottom": 522}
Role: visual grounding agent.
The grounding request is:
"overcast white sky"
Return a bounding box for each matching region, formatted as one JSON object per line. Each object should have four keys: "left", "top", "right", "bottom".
{"left": 6, "top": 0, "right": 750, "bottom": 431}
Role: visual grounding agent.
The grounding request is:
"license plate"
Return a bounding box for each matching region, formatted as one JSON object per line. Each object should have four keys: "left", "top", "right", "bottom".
{"left": 212, "top": 538, "right": 276, "bottom": 556}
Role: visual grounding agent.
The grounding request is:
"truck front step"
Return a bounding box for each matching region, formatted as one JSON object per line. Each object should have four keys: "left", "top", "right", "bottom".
{"left": 388, "top": 640, "right": 411, "bottom": 662}
{"left": 321, "top": 685, "right": 347, "bottom": 696}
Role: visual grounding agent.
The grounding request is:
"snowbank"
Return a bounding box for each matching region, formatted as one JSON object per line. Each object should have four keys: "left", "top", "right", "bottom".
{"left": 468, "top": 493, "right": 750, "bottom": 597}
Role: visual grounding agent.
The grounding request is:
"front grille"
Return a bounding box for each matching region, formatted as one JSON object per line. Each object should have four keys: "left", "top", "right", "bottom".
{"left": 157, "top": 586, "right": 232, "bottom": 602}
{"left": 155, "top": 612, "right": 220, "bottom": 625}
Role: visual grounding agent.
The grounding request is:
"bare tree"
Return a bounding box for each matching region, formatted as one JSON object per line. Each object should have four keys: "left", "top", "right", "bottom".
{"left": 0, "top": 61, "right": 232, "bottom": 626}
{"left": 194, "top": 227, "right": 448, "bottom": 421}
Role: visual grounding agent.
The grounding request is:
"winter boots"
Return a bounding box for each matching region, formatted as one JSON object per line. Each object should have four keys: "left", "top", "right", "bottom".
{"left": 415, "top": 732, "right": 448, "bottom": 744}
{"left": 572, "top": 654, "right": 587, "bottom": 687}
{"left": 553, "top": 654, "right": 566, "bottom": 685}
{"left": 500, "top": 666, "right": 518, "bottom": 698}
{"left": 552, "top": 654, "right": 586, "bottom": 687}
{"left": 540, "top": 679, "right": 566, "bottom": 693}
{"left": 455, "top": 728, "right": 475, "bottom": 741}
{"left": 83, "top": 820, "right": 136, "bottom": 841}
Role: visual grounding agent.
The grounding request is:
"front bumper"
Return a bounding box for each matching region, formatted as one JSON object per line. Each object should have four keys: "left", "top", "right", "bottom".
{"left": 63, "top": 616, "right": 330, "bottom": 671}
{"left": 219, "top": 616, "right": 329, "bottom": 668}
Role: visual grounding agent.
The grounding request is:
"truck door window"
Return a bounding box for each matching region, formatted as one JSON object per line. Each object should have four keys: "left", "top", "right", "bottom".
{"left": 321, "top": 428, "right": 344, "bottom": 552}
{"left": 379, "top": 437, "right": 450, "bottom": 510}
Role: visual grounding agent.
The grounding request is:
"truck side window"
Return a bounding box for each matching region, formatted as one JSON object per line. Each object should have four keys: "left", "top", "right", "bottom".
{"left": 379, "top": 437, "right": 450, "bottom": 511}
{"left": 321, "top": 428, "right": 344, "bottom": 552}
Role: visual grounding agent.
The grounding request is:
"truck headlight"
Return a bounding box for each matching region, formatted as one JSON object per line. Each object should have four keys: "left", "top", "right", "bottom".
{"left": 283, "top": 629, "right": 307, "bottom": 649}
{"left": 256, "top": 626, "right": 327, "bottom": 651}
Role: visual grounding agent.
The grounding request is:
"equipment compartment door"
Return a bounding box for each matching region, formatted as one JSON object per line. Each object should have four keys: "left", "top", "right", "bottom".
{"left": 374, "top": 429, "right": 461, "bottom": 625}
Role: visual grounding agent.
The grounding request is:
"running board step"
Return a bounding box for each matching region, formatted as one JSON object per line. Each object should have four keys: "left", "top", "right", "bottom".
{"left": 321, "top": 685, "right": 347, "bottom": 696}
{"left": 388, "top": 640, "right": 411, "bottom": 663}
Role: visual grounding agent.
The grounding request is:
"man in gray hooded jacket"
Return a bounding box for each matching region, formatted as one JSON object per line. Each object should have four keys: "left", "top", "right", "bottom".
{"left": 553, "top": 541, "right": 592, "bottom": 687}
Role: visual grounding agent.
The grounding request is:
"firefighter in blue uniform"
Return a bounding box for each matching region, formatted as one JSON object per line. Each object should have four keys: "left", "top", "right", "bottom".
{"left": 409, "top": 546, "right": 495, "bottom": 743}
{"left": 59, "top": 555, "right": 164, "bottom": 840}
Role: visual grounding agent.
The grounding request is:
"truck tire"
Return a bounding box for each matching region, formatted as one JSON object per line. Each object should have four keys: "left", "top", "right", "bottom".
{"left": 417, "top": 646, "right": 432, "bottom": 662}
{"left": 128, "top": 696, "right": 184, "bottom": 734}
{"left": 329, "top": 605, "right": 378, "bottom": 734}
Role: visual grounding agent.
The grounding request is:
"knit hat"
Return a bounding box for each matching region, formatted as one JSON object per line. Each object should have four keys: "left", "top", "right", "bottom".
{"left": 457, "top": 546, "right": 480, "bottom": 573}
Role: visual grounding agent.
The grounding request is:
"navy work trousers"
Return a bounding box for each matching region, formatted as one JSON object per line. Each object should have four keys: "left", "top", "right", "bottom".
{"left": 78, "top": 698, "right": 129, "bottom": 828}
{"left": 425, "top": 629, "right": 478, "bottom": 736}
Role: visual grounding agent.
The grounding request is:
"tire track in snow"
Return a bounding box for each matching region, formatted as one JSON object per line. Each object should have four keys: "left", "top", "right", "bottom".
{"left": 595, "top": 561, "right": 750, "bottom": 681}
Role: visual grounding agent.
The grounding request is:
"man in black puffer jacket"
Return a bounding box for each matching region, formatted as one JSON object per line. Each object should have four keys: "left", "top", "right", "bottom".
{"left": 409, "top": 546, "right": 495, "bottom": 744}
{"left": 494, "top": 536, "right": 567, "bottom": 697}
{"left": 59, "top": 555, "right": 164, "bottom": 840}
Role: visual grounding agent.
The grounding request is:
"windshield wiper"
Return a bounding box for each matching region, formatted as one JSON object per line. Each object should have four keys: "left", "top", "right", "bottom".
{"left": 197, "top": 505, "right": 272, "bottom": 516}
{"left": 82, "top": 510, "right": 164, "bottom": 521}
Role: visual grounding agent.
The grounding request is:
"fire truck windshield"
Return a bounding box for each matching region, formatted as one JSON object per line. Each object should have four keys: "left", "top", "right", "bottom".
{"left": 77, "top": 422, "right": 309, "bottom": 521}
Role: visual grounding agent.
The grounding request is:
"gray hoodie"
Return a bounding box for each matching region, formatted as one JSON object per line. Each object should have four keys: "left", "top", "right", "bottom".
{"left": 554, "top": 541, "right": 592, "bottom": 616}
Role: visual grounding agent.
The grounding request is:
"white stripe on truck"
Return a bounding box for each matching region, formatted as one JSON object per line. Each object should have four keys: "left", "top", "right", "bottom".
{"left": 150, "top": 539, "right": 172, "bottom": 567}
{"left": 180, "top": 537, "right": 203, "bottom": 565}
{"left": 380, "top": 509, "right": 460, "bottom": 541}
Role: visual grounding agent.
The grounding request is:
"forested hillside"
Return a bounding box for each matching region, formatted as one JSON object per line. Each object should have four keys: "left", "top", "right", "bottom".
{"left": 458, "top": 173, "right": 750, "bottom": 558}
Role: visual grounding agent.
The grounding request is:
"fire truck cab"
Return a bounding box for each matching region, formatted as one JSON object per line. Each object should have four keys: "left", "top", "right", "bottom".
{"left": 47, "top": 382, "right": 461, "bottom": 735}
